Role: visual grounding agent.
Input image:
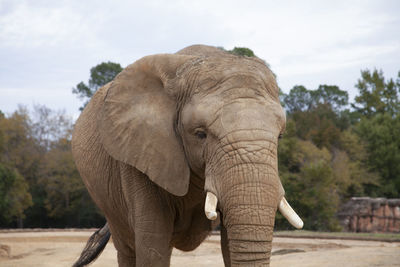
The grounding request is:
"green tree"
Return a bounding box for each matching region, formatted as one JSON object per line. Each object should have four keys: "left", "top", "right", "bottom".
{"left": 282, "top": 85, "right": 351, "bottom": 149}
{"left": 218, "top": 46, "right": 257, "bottom": 57}
{"left": 282, "top": 84, "right": 349, "bottom": 114}
{"left": 30, "top": 106, "right": 103, "bottom": 227}
{"left": 290, "top": 105, "right": 341, "bottom": 149}
{"left": 2, "top": 166, "right": 33, "bottom": 227}
{"left": 281, "top": 85, "right": 314, "bottom": 113}
{"left": 335, "top": 130, "right": 379, "bottom": 197}
{"left": 355, "top": 113, "right": 400, "bottom": 197}
{"left": 39, "top": 137, "right": 103, "bottom": 227}
{"left": 0, "top": 107, "right": 45, "bottom": 227}
{"left": 228, "top": 47, "right": 256, "bottom": 57}
{"left": 0, "top": 164, "right": 32, "bottom": 226}
{"left": 352, "top": 69, "right": 400, "bottom": 117}
{"left": 350, "top": 69, "right": 400, "bottom": 197}
{"left": 0, "top": 107, "right": 40, "bottom": 186}
{"left": 314, "top": 85, "right": 349, "bottom": 112}
{"left": 0, "top": 106, "right": 104, "bottom": 228}
{"left": 73, "top": 61, "right": 123, "bottom": 110}
{"left": 0, "top": 111, "right": 33, "bottom": 227}
{"left": 277, "top": 137, "right": 341, "bottom": 231}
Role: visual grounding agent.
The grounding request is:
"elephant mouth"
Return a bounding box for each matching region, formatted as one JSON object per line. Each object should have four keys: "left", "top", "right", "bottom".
{"left": 204, "top": 191, "right": 303, "bottom": 229}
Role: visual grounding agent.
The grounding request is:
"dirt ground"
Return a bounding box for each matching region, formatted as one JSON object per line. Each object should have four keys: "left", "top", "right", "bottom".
{"left": 0, "top": 231, "right": 399, "bottom": 267}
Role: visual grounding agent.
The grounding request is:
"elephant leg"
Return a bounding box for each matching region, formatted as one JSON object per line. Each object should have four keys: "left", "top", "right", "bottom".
{"left": 120, "top": 164, "right": 175, "bottom": 267}
{"left": 106, "top": 219, "right": 136, "bottom": 266}
{"left": 220, "top": 221, "right": 231, "bottom": 267}
{"left": 118, "top": 251, "right": 136, "bottom": 267}
{"left": 133, "top": 195, "right": 174, "bottom": 267}
{"left": 134, "top": 237, "right": 173, "bottom": 267}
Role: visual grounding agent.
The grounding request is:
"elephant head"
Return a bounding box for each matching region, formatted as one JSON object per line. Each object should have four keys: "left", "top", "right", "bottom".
{"left": 97, "top": 45, "right": 302, "bottom": 265}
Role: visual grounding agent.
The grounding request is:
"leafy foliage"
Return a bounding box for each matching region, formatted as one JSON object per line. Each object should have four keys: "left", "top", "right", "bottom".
{"left": 355, "top": 114, "right": 400, "bottom": 197}
{"left": 0, "top": 164, "right": 32, "bottom": 225}
{"left": 227, "top": 47, "right": 256, "bottom": 57}
{"left": 218, "top": 46, "right": 257, "bottom": 58}
{"left": 351, "top": 69, "right": 400, "bottom": 197}
{"left": 277, "top": 129, "right": 341, "bottom": 231}
{"left": 352, "top": 69, "right": 400, "bottom": 117}
{"left": 72, "top": 62, "right": 123, "bottom": 111}
{"left": 282, "top": 84, "right": 349, "bottom": 114}
{"left": 335, "top": 130, "right": 379, "bottom": 197}
{"left": 0, "top": 106, "right": 104, "bottom": 228}
{"left": 277, "top": 68, "right": 399, "bottom": 231}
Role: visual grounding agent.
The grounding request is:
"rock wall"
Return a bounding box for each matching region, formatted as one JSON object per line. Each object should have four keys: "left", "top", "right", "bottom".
{"left": 338, "top": 197, "right": 400, "bottom": 233}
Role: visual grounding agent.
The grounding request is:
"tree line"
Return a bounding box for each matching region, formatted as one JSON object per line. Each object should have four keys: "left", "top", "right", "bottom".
{"left": 276, "top": 69, "right": 400, "bottom": 230}
{"left": 0, "top": 105, "right": 105, "bottom": 228}
{"left": 0, "top": 50, "right": 399, "bottom": 230}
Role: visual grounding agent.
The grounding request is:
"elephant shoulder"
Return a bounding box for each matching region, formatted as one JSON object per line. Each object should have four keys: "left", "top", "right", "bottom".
{"left": 72, "top": 83, "right": 112, "bottom": 155}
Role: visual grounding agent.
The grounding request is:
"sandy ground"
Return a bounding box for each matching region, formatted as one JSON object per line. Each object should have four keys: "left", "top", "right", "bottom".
{"left": 0, "top": 231, "right": 399, "bottom": 267}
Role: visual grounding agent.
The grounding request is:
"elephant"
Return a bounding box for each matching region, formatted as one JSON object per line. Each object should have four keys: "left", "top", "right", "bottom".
{"left": 71, "top": 44, "right": 303, "bottom": 267}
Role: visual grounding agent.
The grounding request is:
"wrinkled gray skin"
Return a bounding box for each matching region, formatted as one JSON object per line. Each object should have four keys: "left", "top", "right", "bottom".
{"left": 72, "top": 45, "right": 286, "bottom": 266}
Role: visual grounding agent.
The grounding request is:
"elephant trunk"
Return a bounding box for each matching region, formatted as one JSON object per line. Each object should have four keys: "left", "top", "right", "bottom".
{"left": 206, "top": 167, "right": 303, "bottom": 266}
{"left": 205, "top": 160, "right": 282, "bottom": 266}
{"left": 204, "top": 133, "right": 302, "bottom": 266}
{"left": 227, "top": 222, "right": 274, "bottom": 265}
{"left": 222, "top": 177, "right": 277, "bottom": 266}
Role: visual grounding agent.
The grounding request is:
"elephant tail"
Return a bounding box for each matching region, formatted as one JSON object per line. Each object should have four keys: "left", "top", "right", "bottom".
{"left": 72, "top": 223, "right": 111, "bottom": 267}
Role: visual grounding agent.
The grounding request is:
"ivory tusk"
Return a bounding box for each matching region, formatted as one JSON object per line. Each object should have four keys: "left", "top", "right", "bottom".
{"left": 278, "top": 197, "right": 304, "bottom": 229}
{"left": 204, "top": 192, "right": 218, "bottom": 220}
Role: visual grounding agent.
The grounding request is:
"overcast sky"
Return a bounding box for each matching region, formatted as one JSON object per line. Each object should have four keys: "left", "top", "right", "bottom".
{"left": 1, "top": 0, "right": 399, "bottom": 120}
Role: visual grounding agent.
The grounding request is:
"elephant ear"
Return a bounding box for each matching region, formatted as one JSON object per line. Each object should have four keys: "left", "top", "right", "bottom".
{"left": 98, "top": 54, "right": 193, "bottom": 196}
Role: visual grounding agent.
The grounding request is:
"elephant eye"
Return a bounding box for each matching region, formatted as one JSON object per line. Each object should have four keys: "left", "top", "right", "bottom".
{"left": 278, "top": 134, "right": 283, "bottom": 140}
{"left": 195, "top": 129, "right": 207, "bottom": 139}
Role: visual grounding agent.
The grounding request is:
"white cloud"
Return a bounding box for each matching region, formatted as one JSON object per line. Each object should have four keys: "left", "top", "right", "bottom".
{"left": 193, "top": 0, "right": 399, "bottom": 79}
{"left": 277, "top": 43, "right": 400, "bottom": 77}
{"left": 0, "top": 86, "right": 81, "bottom": 118}
{"left": 0, "top": 0, "right": 399, "bottom": 116}
{"left": 0, "top": 1, "right": 100, "bottom": 48}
